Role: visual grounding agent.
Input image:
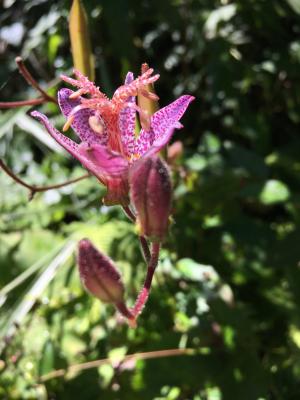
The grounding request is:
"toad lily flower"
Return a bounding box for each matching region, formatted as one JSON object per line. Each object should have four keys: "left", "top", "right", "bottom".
{"left": 31, "top": 67, "right": 194, "bottom": 205}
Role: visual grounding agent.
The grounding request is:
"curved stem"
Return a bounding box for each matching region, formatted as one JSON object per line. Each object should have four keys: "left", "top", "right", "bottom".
{"left": 15, "top": 56, "right": 57, "bottom": 103}
{"left": 122, "top": 205, "right": 135, "bottom": 222}
{"left": 115, "top": 301, "right": 136, "bottom": 327}
{"left": 132, "top": 242, "right": 160, "bottom": 317}
{"left": 0, "top": 159, "right": 90, "bottom": 199}
{"left": 39, "top": 347, "right": 196, "bottom": 382}
{"left": 0, "top": 98, "right": 46, "bottom": 108}
{"left": 139, "top": 236, "right": 151, "bottom": 263}
{"left": 122, "top": 205, "right": 151, "bottom": 263}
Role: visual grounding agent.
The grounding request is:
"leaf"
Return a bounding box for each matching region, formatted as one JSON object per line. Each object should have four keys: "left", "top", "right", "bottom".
{"left": 48, "top": 33, "right": 62, "bottom": 63}
{"left": 286, "top": 0, "right": 300, "bottom": 15}
{"left": 0, "top": 241, "right": 64, "bottom": 305}
{"left": 38, "top": 339, "right": 55, "bottom": 376}
{"left": 14, "top": 229, "right": 63, "bottom": 269}
{"left": 259, "top": 179, "right": 290, "bottom": 205}
{"left": 0, "top": 109, "right": 25, "bottom": 139}
{"left": 0, "top": 240, "right": 75, "bottom": 352}
{"left": 204, "top": 4, "right": 237, "bottom": 39}
{"left": 15, "top": 114, "right": 65, "bottom": 153}
{"left": 176, "top": 258, "right": 219, "bottom": 283}
{"left": 108, "top": 346, "right": 127, "bottom": 366}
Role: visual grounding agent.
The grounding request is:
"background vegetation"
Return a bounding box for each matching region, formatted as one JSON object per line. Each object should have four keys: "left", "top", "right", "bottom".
{"left": 1, "top": 0, "right": 300, "bottom": 399}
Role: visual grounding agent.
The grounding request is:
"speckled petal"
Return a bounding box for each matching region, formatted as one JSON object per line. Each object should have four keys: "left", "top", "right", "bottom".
{"left": 78, "top": 143, "right": 130, "bottom": 206}
{"left": 30, "top": 111, "right": 126, "bottom": 185}
{"left": 134, "top": 95, "right": 195, "bottom": 156}
{"left": 58, "top": 88, "right": 108, "bottom": 145}
{"left": 78, "top": 142, "right": 128, "bottom": 178}
{"left": 118, "top": 72, "right": 136, "bottom": 157}
{"left": 144, "top": 126, "right": 176, "bottom": 157}
{"left": 151, "top": 95, "right": 195, "bottom": 141}
{"left": 133, "top": 128, "right": 155, "bottom": 156}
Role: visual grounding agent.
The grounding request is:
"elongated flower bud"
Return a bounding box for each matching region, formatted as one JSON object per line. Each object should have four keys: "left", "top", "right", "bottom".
{"left": 129, "top": 156, "right": 172, "bottom": 242}
{"left": 137, "top": 63, "right": 159, "bottom": 131}
{"left": 69, "top": 0, "right": 95, "bottom": 80}
{"left": 78, "top": 239, "right": 124, "bottom": 304}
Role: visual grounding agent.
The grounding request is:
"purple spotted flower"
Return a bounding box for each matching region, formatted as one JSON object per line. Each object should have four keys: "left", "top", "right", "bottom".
{"left": 31, "top": 67, "right": 194, "bottom": 205}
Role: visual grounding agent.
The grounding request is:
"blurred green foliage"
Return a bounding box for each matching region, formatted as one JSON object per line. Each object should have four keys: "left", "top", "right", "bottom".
{"left": 1, "top": 0, "right": 300, "bottom": 399}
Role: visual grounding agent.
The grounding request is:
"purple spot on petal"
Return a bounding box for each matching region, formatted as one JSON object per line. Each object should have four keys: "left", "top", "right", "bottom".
{"left": 58, "top": 88, "right": 108, "bottom": 146}
{"left": 134, "top": 95, "right": 194, "bottom": 156}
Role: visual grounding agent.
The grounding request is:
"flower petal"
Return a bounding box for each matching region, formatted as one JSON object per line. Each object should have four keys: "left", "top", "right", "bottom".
{"left": 77, "top": 143, "right": 130, "bottom": 206}
{"left": 134, "top": 95, "right": 195, "bottom": 156}
{"left": 133, "top": 128, "right": 155, "bottom": 156}
{"left": 118, "top": 72, "right": 136, "bottom": 157}
{"left": 30, "top": 111, "right": 127, "bottom": 186}
{"left": 144, "top": 126, "right": 175, "bottom": 157}
{"left": 31, "top": 110, "right": 79, "bottom": 157}
{"left": 104, "top": 177, "right": 130, "bottom": 206}
{"left": 58, "top": 88, "right": 108, "bottom": 145}
{"left": 151, "top": 95, "right": 195, "bottom": 141}
{"left": 77, "top": 142, "right": 128, "bottom": 178}
{"left": 124, "top": 71, "right": 134, "bottom": 85}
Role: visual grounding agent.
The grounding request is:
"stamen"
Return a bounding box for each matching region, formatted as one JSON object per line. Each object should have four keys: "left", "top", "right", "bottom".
{"left": 141, "top": 63, "right": 150, "bottom": 74}
{"left": 141, "top": 67, "right": 154, "bottom": 79}
{"left": 62, "top": 104, "right": 91, "bottom": 131}
{"left": 142, "top": 74, "right": 160, "bottom": 85}
{"left": 69, "top": 89, "right": 85, "bottom": 99}
{"left": 60, "top": 74, "right": 81, "bottom": 88}
{"left": 139, "top": 89, "right": 159, "bottom": 101}
{"left": 63, "top": 115, "right": 75, "bottom": 131}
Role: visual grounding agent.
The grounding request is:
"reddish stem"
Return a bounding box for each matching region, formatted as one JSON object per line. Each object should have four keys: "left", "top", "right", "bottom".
{"left": 132, "top": 242, "right": 160, "bottom": 317}
{"left": 122, "top": 206, "right": 151, "bottom": 263}
{"left": 15, "top": 57, "right": 56, "bottom": 103}
{"left": 115, "top": 301, "right": 136, "bottom": 327}
{"left": 39, "top": 347, "right": 196, "bottom": 381}
{"left": 0, "top": 98, "right": 46, "bottom": 108}
{"left": 122, "top": 205, "right": 135, "bottom": 222}
{"left": 0, "top": 158, "right": 90, "bottom": 200}
{"left": 139, "top": 236, "right": 151, "bottom": 263}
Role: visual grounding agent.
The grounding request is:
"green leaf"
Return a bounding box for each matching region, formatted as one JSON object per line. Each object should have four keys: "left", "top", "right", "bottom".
{"left": 259, "top": 179, "right": 290, "bottom": 205}
{"left": 176, "top": 258, "right": 219, "bottom": 283}
{"left": 38, "top": 339, "right": 55, "bottom": 376}
{"left": 286, "top": 0, "right": 300, "bottom": 15}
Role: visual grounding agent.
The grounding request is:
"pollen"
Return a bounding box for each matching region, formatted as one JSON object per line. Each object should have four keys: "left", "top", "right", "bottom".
{"left": 129, "top": 153, "right": 141, "bottom": 163}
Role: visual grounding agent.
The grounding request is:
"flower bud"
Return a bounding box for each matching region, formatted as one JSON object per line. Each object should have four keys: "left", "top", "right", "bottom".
{"left": 78, "top": 239, "right": 124, "bottom": 304}
{"left": 137, "top": 63, "right": 159, "bottom": 131}
{"left": 129, "top": 156, "right": 172, "bottom": 241}
{"left": 167, "top": 140, "right": 183, "bottom": 165}
{"left": 69, "top": 0, "right": 95, "bottom": 80}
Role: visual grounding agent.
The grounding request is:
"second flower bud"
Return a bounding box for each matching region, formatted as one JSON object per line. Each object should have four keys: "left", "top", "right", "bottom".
{"left": 129, "top": 155, "right": 172, "bottom": 242}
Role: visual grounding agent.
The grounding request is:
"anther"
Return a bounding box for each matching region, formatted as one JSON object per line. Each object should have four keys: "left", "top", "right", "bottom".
{"left": 88, "top": 115, "right": 105, "bottom": 134}
{"left": 69, "top": 89, "right": 85, "bottom": 99}
{"left": 63, "top": 115, "right": 75, "bottom": 131}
